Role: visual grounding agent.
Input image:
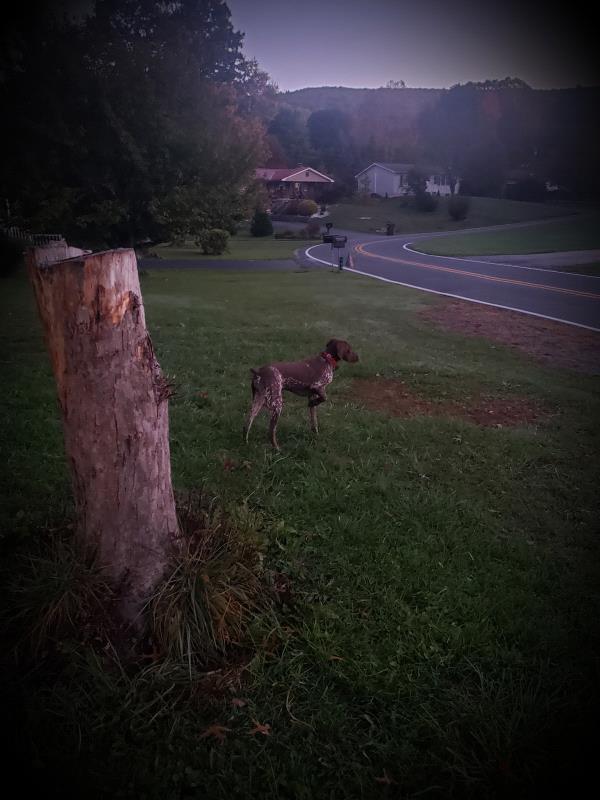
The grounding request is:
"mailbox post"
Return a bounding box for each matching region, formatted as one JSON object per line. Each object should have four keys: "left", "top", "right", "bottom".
{"left": 331, "top": 235, "right": 348, "bottom": 271}
{"left": 322, "top": 232, "right": 348, "bottom": 268}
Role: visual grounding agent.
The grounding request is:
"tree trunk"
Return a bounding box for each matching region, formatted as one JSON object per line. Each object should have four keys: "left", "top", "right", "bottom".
{"left": 27, "top": 245, "right": 178, "bottom": 624}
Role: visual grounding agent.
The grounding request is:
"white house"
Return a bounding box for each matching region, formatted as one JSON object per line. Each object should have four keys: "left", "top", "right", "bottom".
{"left": 355, "top": 162, "right": 459, "bottom": 197}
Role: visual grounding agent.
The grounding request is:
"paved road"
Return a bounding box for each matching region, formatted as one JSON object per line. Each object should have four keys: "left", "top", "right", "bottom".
{"left": 304, "top": 227, "right": 600, "bottom": 331}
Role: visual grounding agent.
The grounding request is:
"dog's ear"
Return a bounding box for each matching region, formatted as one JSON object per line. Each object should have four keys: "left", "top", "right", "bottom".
{"left": 325, "top": 339, "right": 339, "bottom": 359}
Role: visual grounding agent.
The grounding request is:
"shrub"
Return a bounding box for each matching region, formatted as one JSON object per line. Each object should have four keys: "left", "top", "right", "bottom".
{"left": 250, "top": 210, "right": 273, "bottom": 237}
{"left": 274, "top": 228, "right": 298, "bottom": 240}
{"left": 195, "top": 228, "right": 230, "bottom": 255}
{"left": 407, "top": 167, "right": 428, "bottom": 196}
{"left": 447, "top": 194, "right": 471, "bottom": 221}
{"left": 414, "top": 191, "right": 438, "bottom": 212}
{"left": 269, "top": 198, "right": 288, "bottom": 214}
{"left": 283, "top": 199, "right": 300, "bottom": 215}
{"left": 297, "top": 199, "right": 318, "bottom": 217}
{"left": 305, "top": 219, "right": 321, "bottom": 237}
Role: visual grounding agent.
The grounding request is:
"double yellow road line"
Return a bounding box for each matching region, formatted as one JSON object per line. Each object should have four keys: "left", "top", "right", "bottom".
{"left": 354, "top": 242, "right": 600, "bottom": 301}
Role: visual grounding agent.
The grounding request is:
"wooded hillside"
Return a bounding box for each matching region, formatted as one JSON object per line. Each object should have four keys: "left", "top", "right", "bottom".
{"left": 269, "top": 83, "right": 600, "bottom": 199}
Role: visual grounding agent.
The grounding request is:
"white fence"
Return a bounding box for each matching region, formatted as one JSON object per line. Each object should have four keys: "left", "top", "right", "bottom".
{"left": 2, "top": 226, "right": 64, "bottom": 246}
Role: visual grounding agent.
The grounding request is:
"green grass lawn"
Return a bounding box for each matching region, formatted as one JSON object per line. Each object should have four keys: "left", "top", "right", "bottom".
{"left": 2, "top": 265, "right": 599, "bottom": 799}
{"left": 153, "top": 232, "right": 318, "bottom": 260}
{"left": 412, "top": 212, "right": 600, "bottom": 257}
{"left": 151, "top": 200, "right": 587, "bottom": 263}
{"left": 328, "top": 196, "right": 573, "bottom": 234}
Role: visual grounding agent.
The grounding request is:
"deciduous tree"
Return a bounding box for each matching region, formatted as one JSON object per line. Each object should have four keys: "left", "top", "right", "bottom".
{"left": 2, "top": 1, "right": 268, "bottom": 245}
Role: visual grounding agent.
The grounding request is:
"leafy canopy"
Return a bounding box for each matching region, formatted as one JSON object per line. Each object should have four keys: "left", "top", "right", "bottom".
{"left": 2, "top": 1, "right": 273, "bottom": 246}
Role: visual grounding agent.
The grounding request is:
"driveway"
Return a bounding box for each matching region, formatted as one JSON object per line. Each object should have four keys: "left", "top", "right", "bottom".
{"left": 304, "top": 223, "right": 600, "bottom": 331}
{"left": 138, "top": 257, "right": 300, "bottom": 271}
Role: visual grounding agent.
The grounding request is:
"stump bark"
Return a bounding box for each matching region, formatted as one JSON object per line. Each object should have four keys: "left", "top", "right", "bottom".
{"left": 27, "top": 245, "right": 178, "bottom": 624}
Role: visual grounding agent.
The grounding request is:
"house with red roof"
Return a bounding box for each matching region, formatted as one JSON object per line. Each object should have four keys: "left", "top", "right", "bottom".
{"left": 254, "top": 165, "right": 334, "bottom": 201}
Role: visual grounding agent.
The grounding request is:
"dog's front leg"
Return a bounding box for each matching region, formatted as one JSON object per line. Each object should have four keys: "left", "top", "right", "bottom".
{"left": 308, "top": 388, "right": 326, "bottom": 434}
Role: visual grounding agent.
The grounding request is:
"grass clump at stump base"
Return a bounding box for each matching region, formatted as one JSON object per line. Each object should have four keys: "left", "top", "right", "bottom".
{"left": 0, "top": 492, "right": 280, "bottom": 797}
{"left": 3, "top": 492, "right": 273, "bottom": 670}
{"left": 149, "top": 495, "right": 269, "bottom": 669}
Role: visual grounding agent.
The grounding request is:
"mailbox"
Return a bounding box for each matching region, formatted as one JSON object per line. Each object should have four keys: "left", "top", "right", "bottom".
{"left": 331, "top": 235, "right": 347, "bottom": 248}
{"left": 322, "top": 234, "right": 334, "bottom": 243}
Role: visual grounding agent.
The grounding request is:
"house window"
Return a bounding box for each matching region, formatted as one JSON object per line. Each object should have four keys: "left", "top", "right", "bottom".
{"left": 305, "top": 170, "right": 310, "bottom": 177}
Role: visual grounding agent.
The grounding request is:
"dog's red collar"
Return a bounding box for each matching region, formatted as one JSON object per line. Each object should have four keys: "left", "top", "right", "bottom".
{"left": 320, "top": 352, "right": 338, "bottom": 369}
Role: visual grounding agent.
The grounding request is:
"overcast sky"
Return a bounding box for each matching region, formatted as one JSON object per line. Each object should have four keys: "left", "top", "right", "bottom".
{"left": 227, "top": 0, "right": 597, "bottom": 91}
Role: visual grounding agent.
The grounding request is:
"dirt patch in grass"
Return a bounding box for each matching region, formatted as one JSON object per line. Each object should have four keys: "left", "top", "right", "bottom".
{"left": 352, "top": 377, "right": 549, "bottom": 428}
{"left": 420, "top": 299, "right": 600, "bottom": 375}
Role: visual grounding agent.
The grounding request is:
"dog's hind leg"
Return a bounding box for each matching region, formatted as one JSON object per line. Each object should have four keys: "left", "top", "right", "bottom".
{"left": 243, "top": 374, "right": 265, "bottom": 443}
{"left": 244, "top": 399, "right": 264, "bottom": 443}
{"left": 264, "top": 374, "right": 284, "bottom": 450}
{"left": 268, "top": 402, "right": 282, "bottom": 451}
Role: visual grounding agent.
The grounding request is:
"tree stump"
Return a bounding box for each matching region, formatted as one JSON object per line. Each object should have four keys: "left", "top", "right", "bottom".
{"left": 27, "top": 246, "right": 179, "bottom": 625}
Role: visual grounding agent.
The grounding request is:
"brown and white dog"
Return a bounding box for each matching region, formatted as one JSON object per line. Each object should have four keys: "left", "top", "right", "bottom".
{"left": 244, "top": 338, "right": 359, "bottom": 450}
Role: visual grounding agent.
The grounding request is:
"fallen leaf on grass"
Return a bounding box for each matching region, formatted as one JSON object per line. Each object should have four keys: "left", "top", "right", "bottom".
{"left": 375, "top": 770, "right": 396, "bottom": 785}
{"left": 231, "top": 698, "right": 247, "bottom": 708}
{"left": 222, "top": 458, "right": 253, "bottom": 472}
{"left": 199, "top": 724, "right": 231, "bottom": 744}
{"left": 328, "top": 655, "right": 344, "bottom": 661}
{"left": 248, "top": 720, "right": 271, "bottom": 736}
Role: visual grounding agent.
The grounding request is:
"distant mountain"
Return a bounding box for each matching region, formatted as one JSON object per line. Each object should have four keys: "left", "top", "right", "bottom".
{"left": 279, "top": 86, "right": 442, "bottom": 117}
